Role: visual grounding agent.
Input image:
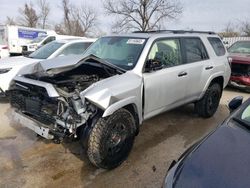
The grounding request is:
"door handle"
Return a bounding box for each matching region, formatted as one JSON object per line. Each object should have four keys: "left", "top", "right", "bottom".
{"left": 178, "top": 71, "right": 188, "bottom": 77}
{"left": 205, "top": 66, "right": 214, "bottom": 70}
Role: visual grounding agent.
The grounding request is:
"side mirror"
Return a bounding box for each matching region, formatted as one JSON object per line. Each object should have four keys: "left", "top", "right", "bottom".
{"left": 145, "top": 59, "right": 163, "bottom": 72}
{"left": 228, "top": 96, "right": 243, "bottom": 113}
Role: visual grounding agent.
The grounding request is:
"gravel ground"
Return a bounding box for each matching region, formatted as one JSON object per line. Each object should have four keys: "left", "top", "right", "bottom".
{"left": 0, "top": 87, "right": 249, "bottom": 188}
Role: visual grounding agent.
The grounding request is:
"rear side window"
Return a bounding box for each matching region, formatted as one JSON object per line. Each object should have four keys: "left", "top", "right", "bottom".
{"left": 208, "top": 37, "right": 226, "bottom": 56}
{"left": 183, "top": 38, "right": 209, "bottom": 63}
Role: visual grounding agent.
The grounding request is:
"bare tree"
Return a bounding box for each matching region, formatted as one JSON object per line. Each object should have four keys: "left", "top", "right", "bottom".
{"left": 220, "top": 22, "right": 240, "bottom": 37}
{"left": 61, "top": 0, "right": 72, "bottom": 34}
{"left": 58, "top": 0, "right": 98, "bottom": 36}
{"left": 18, "top": 2, "right": 39, "bottom": 27}
{"left": 5, "top": 17, "right": 16, "bottom": 25}
{"left": 241, "top": 21, "right": 250, "bottom": 36}
{"left": 104, "top": 0, "right": 183, "bottom": 32}
{"left": 37, "top": 0, "right": 50, "bottom": 29}
{"left": 71, "top": 5, "right": 97, "bottom": 36}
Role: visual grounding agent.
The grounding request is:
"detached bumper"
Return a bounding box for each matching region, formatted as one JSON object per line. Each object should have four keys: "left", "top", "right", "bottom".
{"left": 229, "top": 76, "right": 250, "bottom": 89}
{"left": 13, "top": 111, "right": 54, "bottom": 140}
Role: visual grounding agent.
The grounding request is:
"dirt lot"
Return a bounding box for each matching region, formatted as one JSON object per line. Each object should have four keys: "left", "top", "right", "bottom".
{"left": 0, "top": 88, "right": 249, "bottom": 188}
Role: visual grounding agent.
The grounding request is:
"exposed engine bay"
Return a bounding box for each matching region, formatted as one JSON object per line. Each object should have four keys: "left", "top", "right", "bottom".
{"left": 231, "top": 63, "right": 250, "bottom": 77}
{"left": 9, "top": 61, "right": 121, "bottom": 141}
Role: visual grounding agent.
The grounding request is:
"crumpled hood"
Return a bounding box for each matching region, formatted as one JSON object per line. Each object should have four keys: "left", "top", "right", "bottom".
{"left": 230, "top": 53, "right": 250, "bottom": 65}
{"left": 17, "top": 55, "right": 85, "bottom": 76}
{"left": 175, "top": 122, "right": 250, "bottom": 188}
{"left": 35, "top": 55, "right": 84, "bottom": 71}
{"left": 27, "top": 54, "right": 125, "bottom": 77}
{"left": 0, "top": 56, "right": 41, "bottom": 68}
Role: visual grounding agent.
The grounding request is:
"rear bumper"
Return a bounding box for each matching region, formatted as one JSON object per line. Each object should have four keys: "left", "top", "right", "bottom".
{"left": 13, "top": 111, "right": 54, "bottom": 140}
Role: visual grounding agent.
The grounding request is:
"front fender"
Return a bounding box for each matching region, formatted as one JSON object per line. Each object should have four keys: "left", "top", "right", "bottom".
{"left": 102, "top": 96, "right": 142, "bottom": 123}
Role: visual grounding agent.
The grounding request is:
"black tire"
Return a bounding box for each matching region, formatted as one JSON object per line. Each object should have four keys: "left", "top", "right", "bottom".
{"left": 195, "top": 83, "right": 222, "bottom": 118}
{"left": 87, "top": 108, "right": 136, "bottom": 169}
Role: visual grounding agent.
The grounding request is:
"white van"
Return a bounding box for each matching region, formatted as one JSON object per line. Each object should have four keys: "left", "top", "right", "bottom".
{"left": 22, "top": 34, "right": 86, "bottom": 54}
{"left": 0, "top": 25, "right": 56, "bottom": 56}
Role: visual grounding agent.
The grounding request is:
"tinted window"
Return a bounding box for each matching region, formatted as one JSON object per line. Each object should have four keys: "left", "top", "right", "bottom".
{"left": 208, "top": 37, "right": 226, "bottom": 56}
{"left": 59, "top": 42, "right": 92, "bottom": 56}
{"left": 183, "top": 38, "right": 209, "bottom": 63}
{"left": 148, "top": 39, "right": 182, "bottom": 68}
{"left": 28, "top": 41, "right": 64, "bottom": 59}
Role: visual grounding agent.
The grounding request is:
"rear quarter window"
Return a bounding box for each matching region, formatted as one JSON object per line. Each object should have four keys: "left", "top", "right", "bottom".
{"left": 208, "top": 37, "right": 226, "bottom": 56}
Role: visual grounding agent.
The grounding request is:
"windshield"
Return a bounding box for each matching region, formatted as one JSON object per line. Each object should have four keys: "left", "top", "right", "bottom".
{"left": 30, "top": 35, "right": 47, "bottom": 44}
{"left": 84, "top": 36, "right": 147, "bottom": 70}
{"left": 228, "top": 41, "right": 250, "bottom": 54}
{"left": 233, "top": 100, "right": 250, "bottom": 128}
{"left": 28, "top": 41, "right": 64, "bottom": 59}
{"left": 238, "top": 105, "right": 250, "bottom": 124}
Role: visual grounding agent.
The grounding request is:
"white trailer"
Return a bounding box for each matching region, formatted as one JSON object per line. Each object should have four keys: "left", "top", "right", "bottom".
{"left": 0, "top": 25, "right": 56, "bottom": 56}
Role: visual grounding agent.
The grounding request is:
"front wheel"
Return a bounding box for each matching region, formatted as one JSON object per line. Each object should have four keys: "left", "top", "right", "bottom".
{"left": 87, "top": 108, "right": 136, "bottom": 169}
{"left": 195, "top": 83, "right": 222, "bottom": 118}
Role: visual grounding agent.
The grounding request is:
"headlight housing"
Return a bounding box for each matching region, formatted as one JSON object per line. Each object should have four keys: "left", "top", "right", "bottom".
{"left": 0, "top": 68, "right": 12, "bottom": 74}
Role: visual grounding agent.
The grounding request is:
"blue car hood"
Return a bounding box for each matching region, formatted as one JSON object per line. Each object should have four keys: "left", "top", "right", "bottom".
{"left": 175, "top": 122, "right": 250, "bottom": 188}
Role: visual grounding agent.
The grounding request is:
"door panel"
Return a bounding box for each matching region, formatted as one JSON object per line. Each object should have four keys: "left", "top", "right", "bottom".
{"left": 181, "top": 38, "right": 212, "bottom": 100}
{"left": 143, "top": 66, "right": 188, "bottom": 119}
{"left": 143, "top": 38, "right": 189, "bottom": 119}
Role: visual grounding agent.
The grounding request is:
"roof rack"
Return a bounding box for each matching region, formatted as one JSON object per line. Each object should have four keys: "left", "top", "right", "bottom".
{"left": 133, "top": 30, "right": 216, "bottom": 35}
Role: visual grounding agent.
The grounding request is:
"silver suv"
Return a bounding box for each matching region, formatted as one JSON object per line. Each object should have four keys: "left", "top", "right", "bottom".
{"left": 9, "top": 30, "right": 231, "bottom": 169}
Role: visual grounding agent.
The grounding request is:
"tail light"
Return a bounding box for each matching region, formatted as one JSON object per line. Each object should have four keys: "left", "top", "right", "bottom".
{"left": 1, "top": 46, "right": 8, "bottom": 50}
{"left": 228, "top": 57, "right": 232, "bottom": 67}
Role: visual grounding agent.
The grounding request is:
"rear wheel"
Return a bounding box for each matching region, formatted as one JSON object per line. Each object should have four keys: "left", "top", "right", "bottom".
{"left": 195, "top": 83, "right": 222, "bottom": 118}
{"left": 87, "top": 108, "right": 136, "bottom": 169}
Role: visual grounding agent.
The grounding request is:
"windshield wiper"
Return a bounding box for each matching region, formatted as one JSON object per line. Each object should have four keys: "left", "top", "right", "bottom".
{"left": 84, "top": 54, "right": 126, "bottom": 74}
{"left": 232, "top": 117, "right": 250, "bottom": 129}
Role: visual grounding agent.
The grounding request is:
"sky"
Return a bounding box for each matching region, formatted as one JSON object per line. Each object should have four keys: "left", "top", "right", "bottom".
{"left": 0, "top": 0, "right": 249, "bottom": 33}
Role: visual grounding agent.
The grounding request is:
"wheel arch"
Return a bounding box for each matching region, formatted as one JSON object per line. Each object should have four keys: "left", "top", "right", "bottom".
{"left": 200, "top": 74, "right": 224, "bottom": 99}
{"left": 102, "top": 97, "right": 141, "bottom": 135}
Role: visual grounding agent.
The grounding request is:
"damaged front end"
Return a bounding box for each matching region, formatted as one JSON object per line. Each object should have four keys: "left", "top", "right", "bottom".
{"left": 230, "top": 56, "right": 250, "bottom": 89}
{"left": 9, "top": 56, "right": 122, "bottom": 142}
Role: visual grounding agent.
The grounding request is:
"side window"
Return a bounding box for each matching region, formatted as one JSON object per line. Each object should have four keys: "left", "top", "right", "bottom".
{"left": 148, "top": 39, "right": 182, "bottom": 68}
{"left": 59, "top": 42, "right": 90, "bottom": 56}
{"left": 43, "top": 36, "right": 56, "bottom": 45}
{"left": 183, "top": 38, "right": 209, "bottom": 63}
{"left": 208, "top": 37, "right": 226, "bottom": 56}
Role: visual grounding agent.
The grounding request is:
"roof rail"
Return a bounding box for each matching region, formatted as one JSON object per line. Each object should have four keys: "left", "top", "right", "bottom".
{"left": 133, "top": 30, "right": 216, "bottom": 35}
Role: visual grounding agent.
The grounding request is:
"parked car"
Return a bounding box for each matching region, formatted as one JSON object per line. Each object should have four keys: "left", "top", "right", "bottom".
{"left": 22, "top": 34, "right": 87, "bottom": 55}
{"left": 0, "top": 38, "right": 96, "bottom": 96}
{"left": 228, "top": 40, "right": 250, "bottom": 91}
{"left": 9, "top": 30, "right": 231, "bottom": 169}
{"left": 163, "top": 96, "right": 250, "bottom": 188}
